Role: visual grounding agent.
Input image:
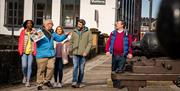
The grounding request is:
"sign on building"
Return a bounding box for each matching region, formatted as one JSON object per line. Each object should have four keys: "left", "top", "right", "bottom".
{"left": 90, "top": 0, "right": 106, "bottom": 5}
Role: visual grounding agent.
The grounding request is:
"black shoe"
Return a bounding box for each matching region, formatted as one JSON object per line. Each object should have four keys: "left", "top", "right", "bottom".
{"left": 113, "top": 80, "right": 122, "bottom": 89}
{"left": 71, "top": 84, "right": 79, "bottom": 88}
{"left": 113, "top": 84, "right": 125, "bottom": 89}
{"left": 117, "top": 85, "right": 125, "bottom": 89}
{"left": 44, "top": 81, "right": 53, "bottom": 88}
{"left": 37, "top": 86, "right": 43, "bottom": 90}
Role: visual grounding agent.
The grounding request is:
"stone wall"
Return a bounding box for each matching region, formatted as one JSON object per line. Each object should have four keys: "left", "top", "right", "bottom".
{"left": 0, "top": 50, "right": 37, "bottom": 85}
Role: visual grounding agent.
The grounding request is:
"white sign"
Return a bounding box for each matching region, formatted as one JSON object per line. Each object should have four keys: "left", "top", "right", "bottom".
{"left": 90, "top": 0, "right": 106, "bottom": 5}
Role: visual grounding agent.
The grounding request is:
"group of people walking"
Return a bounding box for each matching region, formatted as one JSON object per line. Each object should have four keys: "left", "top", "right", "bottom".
{"left": 18, "top": 19, "right": 133, "bottom": 90}
{"left": 18, "top": 19, "right": 93, "bottom": 90}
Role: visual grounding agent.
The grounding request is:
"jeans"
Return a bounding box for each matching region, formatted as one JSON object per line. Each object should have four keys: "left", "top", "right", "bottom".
{"left": 21, "top": 54, "right": 33, "bottom": 82}
{"left": 72, "top": 55, "right": 86, "bottom": 84}
{"left": 54, "top": 57, "right": 63, "bottom": 83}
{"left": 112, "top": 55, "right": 126, "bottom": 72}
{"left": 111, "top": 55, "right": 126, "bottom": 88}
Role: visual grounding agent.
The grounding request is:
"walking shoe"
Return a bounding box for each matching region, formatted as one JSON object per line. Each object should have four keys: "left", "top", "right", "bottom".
{"left": 25, "top": 82, "right": 30, "bottom": 87}
{"left": 71, "top": 82, "right": 78, "bottom": 88}
{"left": 118, "top": 85, "right": 125, "bottom": 89}
{"left": 78, "top": 83, "right": 85, "bottom": 88}
{"left": 113, "top": 81, "right": 125, "bottom": 89}
{"left": 53, "top": 82, "right": 57, "bottom": 87}
{"left": 115, "top": 70, "right": 124, "bottom": 73}
{"left": 37, "top": 86, "right": 43, "bottom": 90}
{"left": 57, "top": 83, "right": 62, "bottom": 88}
{"left": 22, "top": 77, "right": 26, "bottom": 84}
{"left": 115, "top": 69, "right": 124, "bottom": 73}
{"left": 44, "top": 81, "right": 53, "bottom": 88}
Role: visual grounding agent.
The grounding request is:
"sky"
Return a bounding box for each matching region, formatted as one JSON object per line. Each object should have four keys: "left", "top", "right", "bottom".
{"left": 141, "top": 0, "right": 162, "bottom": 18}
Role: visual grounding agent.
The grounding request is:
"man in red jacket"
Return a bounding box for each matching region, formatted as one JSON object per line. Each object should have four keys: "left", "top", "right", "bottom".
{"left": 105, "top": 20, "right": 133, "bottom": 88}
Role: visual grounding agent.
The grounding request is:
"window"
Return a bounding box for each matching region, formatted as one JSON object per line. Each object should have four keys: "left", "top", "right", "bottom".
{"left": 33, "top": 0, "right": 52, "bottom": 27}
{"left": 153, "top": 23, "right": 156, "bottom": 27}
{"left": 143, "top": 23, "right": 146, "bottom": 26}
{"left": 4, "top": 0, "right": 24, "bottom": 27}
{"left": 61, "top": 0, "right": 80, "bottom": 28}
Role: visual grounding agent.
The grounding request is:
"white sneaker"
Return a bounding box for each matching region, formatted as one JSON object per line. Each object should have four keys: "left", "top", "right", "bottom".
{"left": 79, "top": 83, "right": 85, "bottom": 88}
{"left": 57, "top": 83, "right": 62, "bottom": 88}
{"left": 72, "top": 82, "right": 78, "bottom": 88}
{"left": 72, "top": 82, "right": 77, "bottom": 85}
{"left": 53, "top": 82, "right": 57, "bottom": 87}
{"left": 25, "top": 82, "right": 30, "bottom": 87}
{"left": 22, "top": 77, "right": 26, "bottom": 84}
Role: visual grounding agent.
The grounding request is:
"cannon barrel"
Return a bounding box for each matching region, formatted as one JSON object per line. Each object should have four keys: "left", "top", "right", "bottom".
{"left": 132, "top": 32, "right": 166, "bottom": 58}
{"left": 156, "top": 0, "right": 180, "bottom": 59}
{"left": 133, "top": 0, "right": 180, "bottom": 59}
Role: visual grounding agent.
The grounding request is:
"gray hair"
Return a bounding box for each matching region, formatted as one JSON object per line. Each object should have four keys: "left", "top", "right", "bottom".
{"left": 43, "top": 19, "right": 53, "bottom": 26}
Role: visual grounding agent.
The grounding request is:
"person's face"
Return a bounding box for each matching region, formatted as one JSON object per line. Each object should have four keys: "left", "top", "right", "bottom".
{"left": 115, "top": 21, "right": 124, "bottom": 29}
{"left": 26, "top": 21, "right": 33, "bottom": 29}
{"left": 44, "top": 21, "right": 53, "bottom": 30}
{"left": 77, "top": 22, "right": 83, "bottom": 29}
{"left": 56, "top": 27, "right": 63, "bottom": 35}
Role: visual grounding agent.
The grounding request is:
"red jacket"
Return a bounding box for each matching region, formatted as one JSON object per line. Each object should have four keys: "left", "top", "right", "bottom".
{"left": 18, "top": 28, "right": 36, "bottom": 56}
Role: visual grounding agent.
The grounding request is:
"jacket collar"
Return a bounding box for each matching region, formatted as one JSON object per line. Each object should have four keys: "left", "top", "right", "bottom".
{"left": 74, "top": 27, "right": 88, "bottom": 33}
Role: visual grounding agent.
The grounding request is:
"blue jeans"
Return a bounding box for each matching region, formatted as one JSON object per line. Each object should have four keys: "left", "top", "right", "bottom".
{"left": 112, "top": 55, "right": 126, "bottom": 72}
{"left": 21, "top": 54, "right": 33, "bottom": 82}
{"left": 72, "top": 55, "right": 86, "bottom": 84}
{"left": 54, "top": 57, "right": 63, "bottom": 83}
{"left": 112, "top": 55, "right": 126, "bottom": 88}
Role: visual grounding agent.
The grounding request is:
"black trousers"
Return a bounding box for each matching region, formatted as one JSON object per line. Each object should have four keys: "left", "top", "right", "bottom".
{"left": 54, "top": 57, "right": 63, "bottom": 83}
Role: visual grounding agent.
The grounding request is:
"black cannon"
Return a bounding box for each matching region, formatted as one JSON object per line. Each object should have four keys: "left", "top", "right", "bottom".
{"left": 156, "top": 0, "right": 180, "bottom": 59}
{"left": 132, "top": 0, "right": 180, "bottom": 59}
{"left": 132, "top": 32, "right": 166, "bottom": 58}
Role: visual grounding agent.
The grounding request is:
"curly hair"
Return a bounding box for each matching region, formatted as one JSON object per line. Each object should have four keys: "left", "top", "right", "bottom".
{"left": 23, "top": 20, "right": 34, "bottom": 29}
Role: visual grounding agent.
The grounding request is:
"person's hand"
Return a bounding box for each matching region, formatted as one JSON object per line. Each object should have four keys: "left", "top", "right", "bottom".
{"left": 127, "top": 53, "right": 133, "bottom": 59}
{"left": 61, "top": 42, "right": 64, "bottom": 45}
{"left": 106, "top": 52, "right": 111, "bottom": 56}
{"left": 83, "top": 52, "right": 87, "bottom": 57}
{"left": 31, "top": 29, "right": 36, "bottom": 33}
{"left": 66, "top": 32, "right": 71, "bottom": 36}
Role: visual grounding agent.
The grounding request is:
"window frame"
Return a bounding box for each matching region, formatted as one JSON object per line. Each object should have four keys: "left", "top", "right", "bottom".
{"left": 33, "top": 0, "right": 52, "bottom": 27}
{"left": 61, "top": 0, "right": 80, "bottom": 29}
{"left": 4, "top": 0, "right": 24, "bottom": 28}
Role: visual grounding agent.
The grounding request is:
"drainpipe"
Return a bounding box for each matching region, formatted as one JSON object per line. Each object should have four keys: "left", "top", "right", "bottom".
{"left": 149, "top": 0, "right": 153, "bottom": 31}
{"left": 12, "top": 0, "right": 15, "bottom": 50}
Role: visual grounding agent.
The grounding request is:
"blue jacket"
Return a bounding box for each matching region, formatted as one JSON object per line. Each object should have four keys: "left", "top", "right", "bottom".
{"left": 109, "top": 29, "right": 129, "bottom": 56}
{"left": 36, "top": 28, "right": 66, "bottom": 59}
